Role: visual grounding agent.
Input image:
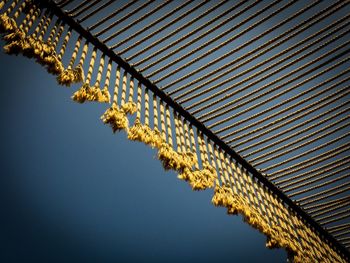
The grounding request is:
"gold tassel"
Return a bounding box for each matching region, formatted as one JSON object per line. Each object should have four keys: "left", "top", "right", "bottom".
{"left": 175, "top": 124, "right": 216, "bottom": 190}
{"left": 1, "top": 1, "right": 30, "bottom": 54}
{"left": 101, "top": 104, "right": 129, "bottom": 132}
{"left": 57, "top": 64, "right": 84, "bottom": 86}
{"left": 101, "top": 68, "right": 136, "bottom": 132}
{"left": 2, "top": 4, "right": 64, "bottom": 75}
{"left": 72, "top": 51, "right": 110, "bottom": 103}
{"left": 128, "top": 87, "right": 158, "bottom": 146}
{"left": 71, "top": 83, "right": 110, "bottom": 103}
{"left": 128, "top": 118, "right": 163, "bottom": 148}
{"left": 57, "top": 37, "right": 85, "bottom": 86}
{"left": 0, "top": 0, "right": 20, "bottom": 34}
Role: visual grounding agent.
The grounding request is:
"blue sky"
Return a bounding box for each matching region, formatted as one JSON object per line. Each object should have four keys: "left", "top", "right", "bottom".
{"left": 0, "top": 51, "right": 286, "bottom": 262}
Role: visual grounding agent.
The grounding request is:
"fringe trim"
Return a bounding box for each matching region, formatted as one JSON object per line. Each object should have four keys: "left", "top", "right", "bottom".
{"left": 178, "top": 162, "right": 216, "bottom": 191}
{"left": 56, "top": 65, "right": 84, "bottom": 86}
{"left": 100, "top": 102, "right": 136, "bottom": 132}
{"left": 1, "top": 17, "right": 64, "bottom": 75}
{"left": 211, "top": 184, "right": 315, "bottom": 262}
{"left": 127, "top": 119, "right": 216, "bottom": 191}
{"left": 72, "top": 84, "right": 110, "bottom": 103}
{"left": 0, "top": 14, "right": 16, "bottom": 34}
{"left": 127, "top": 118, "right": 162, "bottom": 148}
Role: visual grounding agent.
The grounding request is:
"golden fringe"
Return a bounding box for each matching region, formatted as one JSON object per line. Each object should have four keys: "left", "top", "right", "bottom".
{"left": 121, "top": 102, "right": 137, "bottom": 115}
{"left": 1, "top": 18, "right": 64, "bottom": 75}
{"left": 127, "top": 118, "right": 162, "bottom": 148}
{"left": 211, "top": 184, "right": 311, "bottom": 262}
{"left": 72, "top": 84, "right": 110, "bottom": 103}
{"left": 178, "top": 161, "right": 216, "bottom": 190}
{"left": 157, "top": 143, "right": 195, "bottom": 171}
{"left": 101, "top": 102, "right": 136, "bottom": 132}
{"left": 0, "top": 14, "right": 17, "bottom": 33}
{"left": 101, "top": 104, "right": 129, "bottom": 132}
{"left": 56, "top": 65, "right": 84, "bottom": 86}
{"left": 127, "top": 118, "right": 216, "bottom": 190}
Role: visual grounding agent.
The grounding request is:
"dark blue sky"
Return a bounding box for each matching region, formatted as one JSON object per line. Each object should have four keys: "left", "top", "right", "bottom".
{"left": 0, "top": 52, "right": 286, "bottom": 262}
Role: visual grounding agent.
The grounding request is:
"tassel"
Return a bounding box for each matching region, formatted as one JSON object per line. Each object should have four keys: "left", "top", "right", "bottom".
{"left": 0, "top": 0, "right": 21, "bottom": 34}
{"left": 0, "top": 13, "right": 17, "bottom": 33}
{"left": 57, "top": 64, "right": 84, "bottom": 86}
{"left": 101, "top": 66, "right": 137, "bottom": 132}
{"left": 57, "top": 37, "right": 85, "bottom": 86}
{"left": 72, "top": 83, "right": 110, "bottom": 103}
{"left": 157, "top": 143, "right": 195, "bottom": 171}
{"left": 101, "top": 104, "right": 129, "bottom": 132}
{"left": 72, "top": 48, "right": 110, "bottom": 103}
{"left": 128, "top": 118, "right": 163, "bottom": 148}
{"left": 72, "top": 48, "right": 111, "bottom": 103}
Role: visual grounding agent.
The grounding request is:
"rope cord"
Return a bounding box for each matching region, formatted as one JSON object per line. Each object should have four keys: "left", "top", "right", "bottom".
{"left": 103, "top": 59, "right": 112, "bottom": 91}
{"left": 228, "top": 91, "right": 350, "bottom": 153}
{"left": 113, "top": 0, "right": 192, "bottom": 51}
{"left": 70, "top": 0, "right": 102, "bottom": 18}
{"left": 327, "top": 223, "right": 350, "bottom": 233}
{"left": 208, "top": 45, "right": 350, "bottom": 134}
{"left": 278, "top": 156, "right": 350, "bottom": 189}
{"left": 260, "top": 131, "right": 350, "bottom": 172}
{"left": 21, "top": 5, "right": 40, "bottom": 34}
{"left": 3, "top": 0, "right": 18, "bottom": 15}
{"left": 306, "top": 196, "right": 350, "bottom": 214}
{"left": 85, "top": 47, "right": 97, "bottom": 84}
{"left": 58, "top": 0, "right": 74, "bottom": 8}
{"left": 165, "top": 105, "right": 173, "bottom": 146}
{"left": 288, "top": 172, "right": 350, "bottom": 198}
{"left": 297, "top": 181, "right": 350, "bottom": 205}
{"left": 243, "top": 104, "right": 350, "bottom": 159}
{"left": 52, "top": 21, "right": 65, "bottom": 49}
{"left": 146, "top": 0, "right": 291, "bottom": 80}
{"left": 135, "top": 81, "right": 142, "bottom": 120}
{"left": 268, "top": 142, "right": 350, "bottom": 180}
{"left": 87, "top": 0, "right": 138, "bottom": 30}
{"left": 233, "top": 88, "right": 350, "bottom": 152}
{"left": 187, "top": 15, "right": 350, "bottom": 114}
{"left": 38, "top": 12, "right": 53, "bottom": 41}
{"left": 319, "top": 210, "right": 350, "bottom": 226}
{"left": 102, "top": 0, "right": 173, "bottom": 43}
{"left": 125, "top": 0, "right": 225, "bottom": 61}
{"left": 3, "top": 1, "right": 350, "bottom": 260}
{"left": 67, "top": 0, "right": 91, "bottom": 14}
{"left": 251, "top": 121, "right": 350, "bottom": 166}
{"left": 333, "top": 230, "right": 350, "bottom": 238}
{"left": 216, "top": 58, "right": 349, "bottom": 144}
{"left": 31, "top": 9, "right": 49, "bottom": 38}
{"left": 338, "top": 236, "right": 350, "bottom": 242}
{"left": 66, "top": 36, "right": 81, "bottom": 69}
{"left": 77, "top": 0, "right": 115, "bottom": 23}
{"left": 166, "top": 0, "right": 337, "bottom": 93}
{"left": 312, "top": 201, "right": 350, "bottom": 219}
{"left": 152, "top": 94, "right": 158, "bottom": 130}
{"left": 170, "top": 2, "right": 348, "bottom": 98}
{"left": 94, "top": 54, "right": 104, "bottom": 87}
{"left": 58, "top": 27, "right": 72, "bottom": 60}
{"left": 94, "top": 0, "right": 155, "bottom": 37}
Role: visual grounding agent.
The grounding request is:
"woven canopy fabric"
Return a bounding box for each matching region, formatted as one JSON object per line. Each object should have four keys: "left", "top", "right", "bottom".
{"left": 0, "top": 0, "right": 349, "bottom": 262}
